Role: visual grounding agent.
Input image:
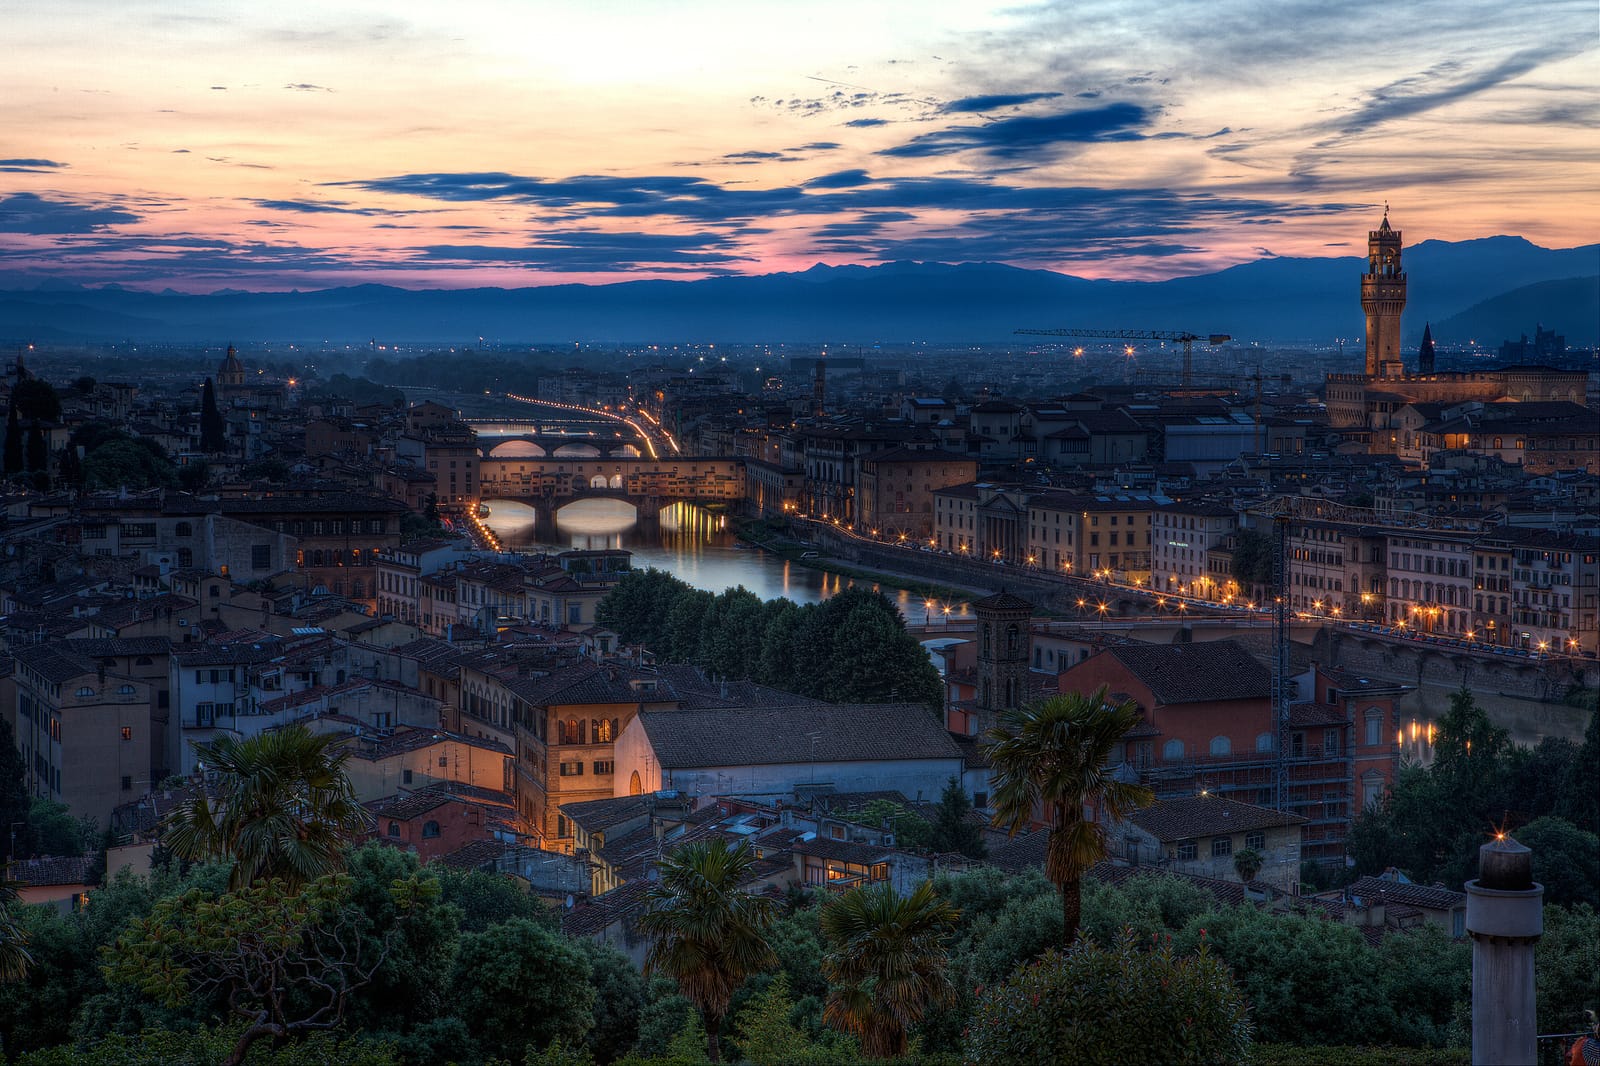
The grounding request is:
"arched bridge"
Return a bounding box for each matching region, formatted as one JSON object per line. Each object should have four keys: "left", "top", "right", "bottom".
{"left": 477, "top": 434, "right": 645, "bottom": 460}
{"left": 477, "top": 456, "right": 747, "bottom": 511}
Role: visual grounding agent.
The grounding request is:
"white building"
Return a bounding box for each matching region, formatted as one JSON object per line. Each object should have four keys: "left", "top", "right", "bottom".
{"left": 614, "top": 702, "right": 964, "bottom": 804}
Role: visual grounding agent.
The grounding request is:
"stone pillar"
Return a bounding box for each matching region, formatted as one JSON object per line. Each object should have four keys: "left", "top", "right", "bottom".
{"left": 1466, "top": 837, "right": 1543, "bottom": 1066}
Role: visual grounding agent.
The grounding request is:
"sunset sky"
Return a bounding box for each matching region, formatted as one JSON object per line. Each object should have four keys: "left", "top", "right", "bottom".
{"left": 2, "top": 0, "right": 1596, "bottom": 291}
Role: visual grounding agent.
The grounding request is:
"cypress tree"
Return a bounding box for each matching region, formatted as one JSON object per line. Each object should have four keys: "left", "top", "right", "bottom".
{"left": 1, "top": 404, "right": 21, "bottom": 476}
{"left": 199, "top": 378, "right": 227, "bottom": 453}
{"left": 25, "top": 420, "right": 47, "bottom": 472}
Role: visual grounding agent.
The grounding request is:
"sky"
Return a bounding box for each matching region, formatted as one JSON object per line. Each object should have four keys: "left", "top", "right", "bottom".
{"left": 0, "top": 0, "right": 1596, "bottom": 292}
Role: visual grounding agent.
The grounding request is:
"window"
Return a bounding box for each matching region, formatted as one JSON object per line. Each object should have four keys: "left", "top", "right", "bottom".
{"left": 593, "top": 760, "right": 614, "bottom": 775}
{"left": 1209, "top": 735, "right": 1231, "bottom": 756}
{"left": 402, "top": 769, "right": 413, "bottom": 785}
{"left": 1452, "top": 909, "right": 1465, "bottom": 938}
{"left": 829, "top": 824, "right": 846, "bottom": 841}
{"left": 1162, "top": 739, "right": 1185, "bottom": 761}
{"left": 870, "top": 863, "right": 889, "bottom": 882}
{"left": 421, "top": 820, "right": 440, "bottom": 839}
{"left": 75, "top": 687, "right": 94, "bottom": 698}
{"left": 388, "top": 821, "right": 401, "bottom": 838}
{"left": 252, "top": 544, "right": 272, "bottom": 570}
{"left": 1175, "top": 840, "right": 1197, "bottom": 862}
{"left": 559, "top": 761, "right": 585, "bottom": 776}
{"left": 1255, "top": 733, "right": 1275, "bottom": 753}
{"left": 972, "top": 792, "right": 988, "bottom": 809}
{"left": 1365, "top": 713, "right": 1382, "bottom": 746}
{"left": 1245, "top": 830, "right": 1265, "bottom": 851}
{"left": 1323, "top": 728, "right": 1341, "bottom": 756}
{"left": 1211, "top": 836, "right": 1233, "bottom": 858}
{"left": 121, "top": 775, "right": 132, "bottom": 792}
{"left": 121, "top": 726, "right": 132, "bottom": 741}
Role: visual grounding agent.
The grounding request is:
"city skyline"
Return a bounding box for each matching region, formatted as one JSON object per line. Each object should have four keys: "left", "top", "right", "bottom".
{"left": 2, "top": 0, "right": 1596, "bottom": 291}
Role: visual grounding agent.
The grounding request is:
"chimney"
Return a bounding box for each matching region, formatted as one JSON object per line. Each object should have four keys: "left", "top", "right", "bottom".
{"left": 1467, "top": 836, "right": 1542, "bottom": 1065}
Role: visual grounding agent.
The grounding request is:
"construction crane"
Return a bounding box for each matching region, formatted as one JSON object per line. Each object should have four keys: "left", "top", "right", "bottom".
{"left": 1015, "top": 328, "right": 1233, "bottom": 388}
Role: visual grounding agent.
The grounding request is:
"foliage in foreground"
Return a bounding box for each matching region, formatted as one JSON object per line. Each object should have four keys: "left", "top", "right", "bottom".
{"left": 964, "top": 930, "right": 1251, "bottom": 1066}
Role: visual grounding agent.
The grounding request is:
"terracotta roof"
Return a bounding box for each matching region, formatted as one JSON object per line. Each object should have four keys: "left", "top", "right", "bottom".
{"left": 562, "top": 879, "right": 652, "bottom": 938}
{"left": 637, "top": 703, "right": 962, "bottom": 768}
{"left": 12, "top": 855, "right": 97, "bottom": 887}
{"left": 1345, "top": 875, "right": 1465, "bottom": 913}
{"left": 971, "top": 591, "right": 1034, "bottom": 613}
{"left": 1099, "top": 640, "right": 1271, "bottom": 704}
{"left": 367, "top": 790, "right": 456, "bottom": 821}
{"left": 439, "top": 839, "right": 517, "bottom": 870}
{"left": 1128, "top": 795, "right": 1306, "bottom": 841}
{"left": 560, "top": 795, "right": 655, "bottom": 834}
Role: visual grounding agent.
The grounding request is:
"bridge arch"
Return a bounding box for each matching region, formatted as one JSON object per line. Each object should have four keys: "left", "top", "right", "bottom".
{"left": 489, "top": 439, "right": 547, "bottom": 458}
{"left": 552, "top": 442, "right": 602, "bottom": 458}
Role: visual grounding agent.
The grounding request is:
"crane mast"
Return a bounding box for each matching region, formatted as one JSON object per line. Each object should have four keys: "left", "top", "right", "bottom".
{"left": 1015, "top": 328, "right": 1232, "bottom": 388}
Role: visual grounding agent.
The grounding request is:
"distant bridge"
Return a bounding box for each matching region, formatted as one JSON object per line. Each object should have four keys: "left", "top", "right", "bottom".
{"left": 476, "top": 456, "right": 747, "bottom": 514}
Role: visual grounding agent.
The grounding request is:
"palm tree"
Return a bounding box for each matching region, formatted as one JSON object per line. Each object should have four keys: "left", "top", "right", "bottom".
{"left": 1233, "top": 847, "right": 1264, "bottom": 883}
{"left": 820, "top": 880, "right": 959, "bottom": 1058}
{"left": 164, "top": 724, "right": 366, "bottom": 890}
{"left": 0, "top": 877, "right": 32, "bottom": 982}
{"left": 636, "top": 838, "right": 776, "bottom": 1062}
{"left": 985, "top": 685, "right": 1154, "bottom": 945}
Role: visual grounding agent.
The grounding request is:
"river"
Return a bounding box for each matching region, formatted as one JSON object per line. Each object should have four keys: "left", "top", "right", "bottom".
{"left": 479, "top": 497, "right": 971, "bottom": 620}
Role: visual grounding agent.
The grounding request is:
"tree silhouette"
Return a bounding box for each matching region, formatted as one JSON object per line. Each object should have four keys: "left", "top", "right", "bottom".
{"left": 985, "top": 685, "right": 1154, "bottom": 944}
{"left": 199, "top": 378, "right": 227, "bottom": 453}
{"left": 25, "top": 421, "right": 47, "bottom": 472}
{"left": 820, "top": 880, "right": 959, "bottom": 1057}
{"left": 636, "top": 838, "right": 776, "bottom": 1062}
{"left": 162, "top": 724, "right": 365, "bottom": 890}
{"left": 1, "top": 405, "right": 21, "bottom": 476}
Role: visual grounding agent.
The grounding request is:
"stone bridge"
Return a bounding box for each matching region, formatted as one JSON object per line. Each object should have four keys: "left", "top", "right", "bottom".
{"left": 476, "top": 456, "right": 748, "bottom": 516}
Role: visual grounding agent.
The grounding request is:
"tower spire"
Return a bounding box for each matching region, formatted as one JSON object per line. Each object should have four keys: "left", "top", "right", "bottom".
{"left": 1418, "top": 321, "right": 1435, "bottom": 375}
{"left": 1361, "top": 207, "right": 1406, "bottom": 378}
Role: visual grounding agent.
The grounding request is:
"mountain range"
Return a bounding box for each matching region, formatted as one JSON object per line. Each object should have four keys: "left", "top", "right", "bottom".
{"left": 0, "top": 237, "right": 1594, "bottom": 346}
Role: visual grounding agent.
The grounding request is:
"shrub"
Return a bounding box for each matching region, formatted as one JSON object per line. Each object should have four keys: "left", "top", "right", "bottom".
{"left": 965, "top": 930, "right": 1251, "bottom": 1066}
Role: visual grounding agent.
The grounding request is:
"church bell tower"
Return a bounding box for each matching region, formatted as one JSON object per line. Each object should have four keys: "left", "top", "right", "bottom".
{"left": 1361, "top": 207, "right": 1406, "bottom": 379}
{"left": 973, "top": 591, "right": 1033, "bottom": 727}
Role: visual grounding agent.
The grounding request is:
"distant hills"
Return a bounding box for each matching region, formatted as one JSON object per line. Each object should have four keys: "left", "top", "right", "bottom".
{"left": 0, "top": 236, "right": 1594, "bottom": 346}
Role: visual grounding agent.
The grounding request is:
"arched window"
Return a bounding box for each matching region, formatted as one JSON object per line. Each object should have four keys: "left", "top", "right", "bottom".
{"left": 980, "top": 626, "right": 990, "bottom": 656}
{"left": 593, "top": 718, "right": 612, "bottom": 743}
{"left": 1255, "top": 733, "right": 1275, "bottom": 753}
{"left": 1162, "top": 739, "right": 1185, "bottom": 761}
{"left": 1209, "top": 735, "right": 1231, "bottom": 756}
{"left": 1006, "top": 623, "right": 1020, "bottom": 655}
{"left": 75, "top": 686, "right": 94, "bottom": 698}
{"left": 629, "top": 771, "right": 642, "bottom": 796}
{"left": 387, "top": 821, "right": 400, "bottom": 838}
{"left": 1004, "top": 678, "right": 1016, "bottom": 708}
{"left": 421, "top": 821, "right": 440, "bottom": 839}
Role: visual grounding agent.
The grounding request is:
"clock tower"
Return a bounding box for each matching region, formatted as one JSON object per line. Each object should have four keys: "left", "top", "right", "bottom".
{"left": 1361, "top": 207, "right": 1406, "bottom": 379}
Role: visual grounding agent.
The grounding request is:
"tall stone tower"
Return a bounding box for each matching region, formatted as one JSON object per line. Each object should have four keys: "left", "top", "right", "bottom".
{"left": 1361, "top": 208, "right": 1407, "bottom": 379}
{"left": 973, "top": 591, "right": 1033, "bottom": 722}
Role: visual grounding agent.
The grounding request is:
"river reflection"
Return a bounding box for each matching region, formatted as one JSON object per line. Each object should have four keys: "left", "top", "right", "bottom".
{"left": 480, "top": 498, "right": 970, "bottom": 620}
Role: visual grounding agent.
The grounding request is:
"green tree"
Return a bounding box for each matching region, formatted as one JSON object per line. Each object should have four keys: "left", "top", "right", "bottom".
{"left": 730, "top": 974, "right": 816, "bottom": 1066}
{"left": 437, "top": 862, "right": 555, "bottom": 933}
{"left": 1176, "top": 905, "right": 1396, "bottom": 1046}
{"left": 1536, "top": 903, "right": 1600, "bottom": 1038}
{"left": 985, "top": 686, "right": 1154, "bottom": 944}
{"left": 636, "top": 839, "right": 777, "bottom": 1062}
{"left": 575, "top": 938, "right": 644, "bottom": 1065}
{"left": 965, "top": 931, "right": 1251, "bottom": 1066}
{"left": 72, "top": 376, "right": 96, "bottom": 395}
{"left": 18, "top": 1027, "right": 399, "bottom": 1065}
{"left": 0, "top": 719, "right": 31, "bottom": 861}
{"left": 1233, "top": 848, "right": 1264, "bottom": 883}
{"left": 0, "top": 881, "right": 32, "bottom": 982}
{"left": 1230, "top": 528, "right": 1276, "bottom": 589}
{"left": 25, "top": 420, "right": 47, "bottom": 472}
{"left": 177, "top": 459, "right": 210, "bottom": 492}
{"left": 1560, "top": 703, "right": 1600, "bottom": 834}
{"left": 56, "top": 443, "right": 81, "bottom": 487}
{"left": 1514, "top": 816, "right": 1600, "bottom": 907}
{"left": 26, "top": 797, "right": 93, "bottom": 858}
{"left": 81, "top": 439, "right": 175, "bottom": 491}
{"left": 927, "top": 778, "right": 986, "bottom": 859}
{"left": 819, "top": 881, "right": 959, "bottom": 1058}
{"left": 11, "top": 379, "right": 61, "bottom": 423}
{"left": 854, "top": 799, "right": 933, "bottom": 852}
{"left": 449, "top": 916, "right": 596, "bottom": 1062}
{"left": 240, "top": 457, "right": 291, "bottom": 482}
{"left": 102, "top": 874, "right": 431, "bottom": 1066}
{"left": 199, "top": 378, "right": 227, "bottom": 453}
{"left": 162, "top": 725, "right": 365, "bottom": 889}
{"left": 3, "top": 404, "right": 22, "bottom": 476}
